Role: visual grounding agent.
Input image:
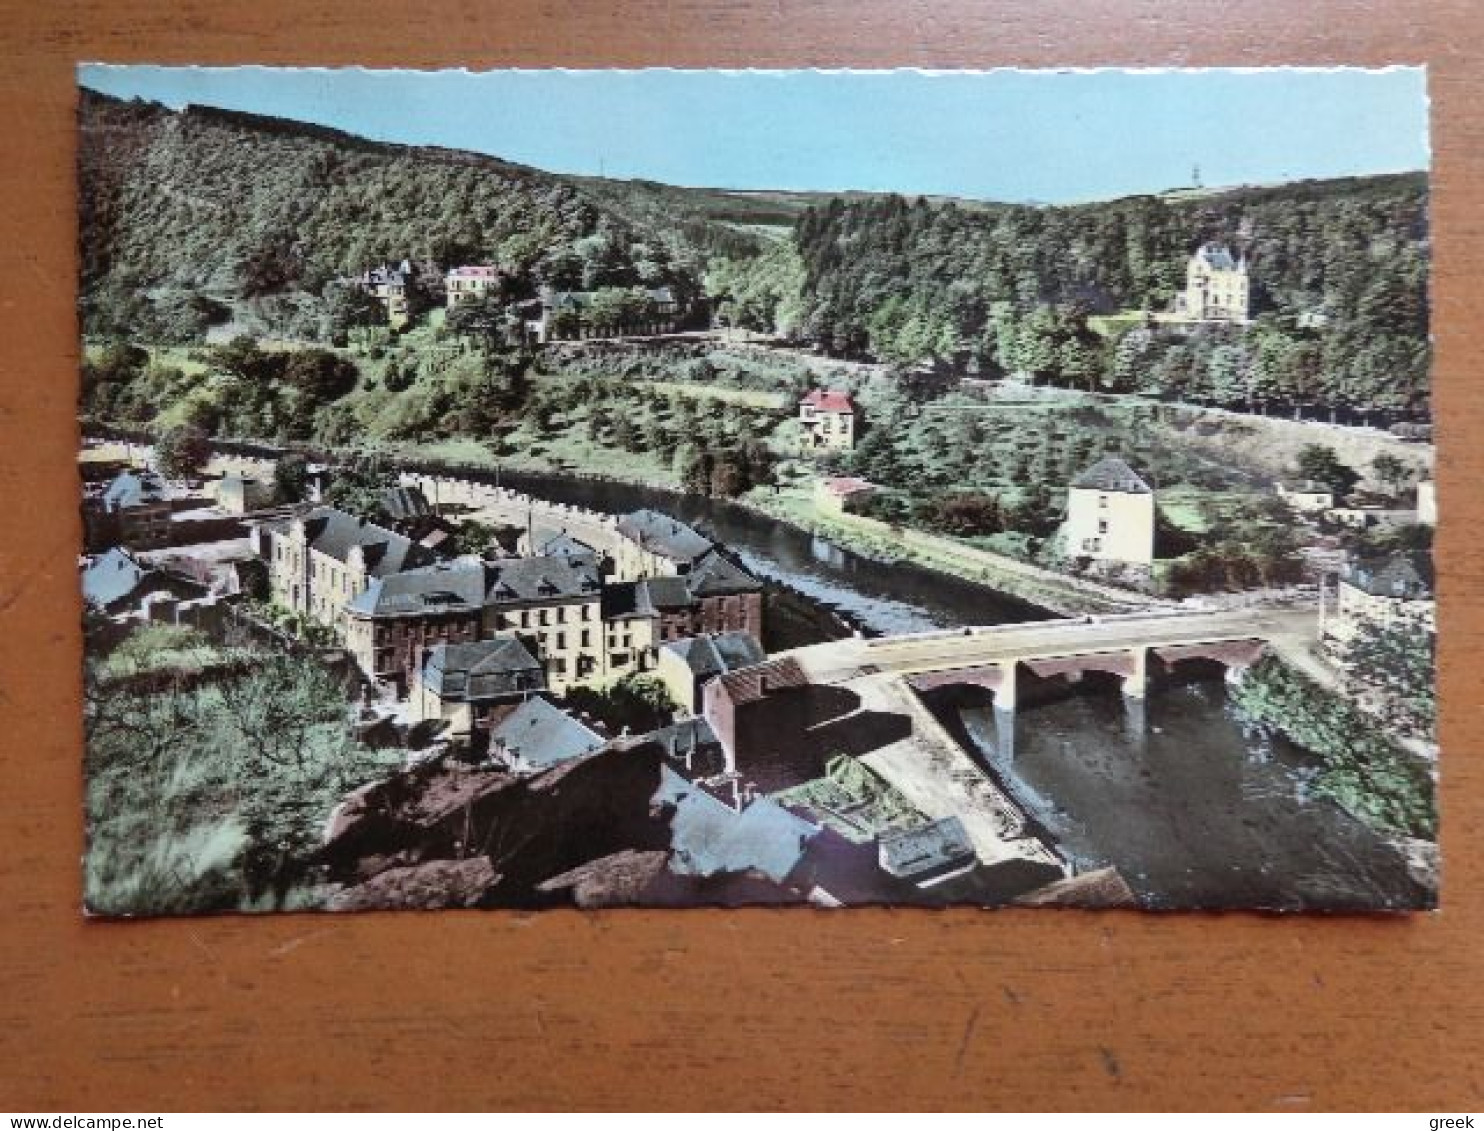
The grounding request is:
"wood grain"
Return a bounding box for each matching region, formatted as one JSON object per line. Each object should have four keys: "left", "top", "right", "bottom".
{"left": 2, "top": 0, "right": 1480, "bottom": 1111}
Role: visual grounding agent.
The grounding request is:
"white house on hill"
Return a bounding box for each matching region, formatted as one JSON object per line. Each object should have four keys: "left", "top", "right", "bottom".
{"left": 1066, "top": 457, "right": 1155, "bottom": 568}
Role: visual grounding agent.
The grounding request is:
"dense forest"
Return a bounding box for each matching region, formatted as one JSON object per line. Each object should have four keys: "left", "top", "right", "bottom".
{"left": 768, "top": 177, "right": 1430, "bottom": 415}
{"left": 79, "top": 89, "right": 1431, "bottom": 419}
{"left": 78, "top": 90, "right": 752, "bottom": 341}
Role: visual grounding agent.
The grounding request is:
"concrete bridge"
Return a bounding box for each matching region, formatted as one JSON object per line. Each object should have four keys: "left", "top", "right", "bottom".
{"left": 782, "top": 603, "right": 1323, "bottom": 758}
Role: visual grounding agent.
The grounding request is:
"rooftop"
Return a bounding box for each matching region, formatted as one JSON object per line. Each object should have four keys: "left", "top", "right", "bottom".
{"left": 710, "top": 657, "right": 810, "bottom": 708}
{"left": 657, "top": 765, "right": 820, "bottom": 885}
{"left": 800, "top": 389, "right": 856, "bottom": 414}
{"left": 1193, "top": 242, "right": 1242, "bottom": 271}
{"left": 294, "top": 506, "right": 435, "bottom": 577}
{"left": 819, "top": 476, "right": 876, "bottom": 498}
{"left": 1341, "top": 552, "right": 1435, "bottom": 600}
{"left": 1070, "top": 456, "right": 1152, "bottom": 495}
{"left": 420, "top": 637, "right": 545, "bottom": 702}
{"left": 878, "top": 816, "right": 978, "bottom": 881}
{"left": 348, "top": 554, "right": 602, "bottom": 618}
{"left": 616, "top": 509, "right": 715, "bottom": 563}
{"left": 379, "top": 485, "right": 433, "bottom": 522}
{"left": 102, "top": 469, "right": 168, "bottom": 511}
{"left": 660, "top": 631, "right": 767, "bottom": 679}
{"left": 490, "top": 697, "right": 605, "bottom": 770}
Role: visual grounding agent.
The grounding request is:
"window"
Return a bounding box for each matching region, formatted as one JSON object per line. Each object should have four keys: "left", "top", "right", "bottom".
{"left": 1097, "top": 519, "right": 1109, "bottom": 535}
{"left": 1098, "top": 494, "right": 1109, "bottom": 509}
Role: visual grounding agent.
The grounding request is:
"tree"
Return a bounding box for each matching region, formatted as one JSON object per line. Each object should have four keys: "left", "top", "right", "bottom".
{"left": 1371, "top": 452, "right": 1414, "bottom": 499}
{"left": 273, "top": 453, "right": 310, "bottom": 504}
{"left": 156, "top": 424, "right": 210, "bottom": 478}
{"left": 1336, "top": 620, "right": 1436, "bottom": 740}
{"left": 1296, "top": 444, "right": 1360, "bottom": 497}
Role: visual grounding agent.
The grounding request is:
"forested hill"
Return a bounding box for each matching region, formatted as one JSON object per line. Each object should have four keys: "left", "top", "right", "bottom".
{"left": 776, "top": 174, "right": 1429, "bottom": 414}
{"left": 78, "top": 89, "right": 768, "bottom": 338}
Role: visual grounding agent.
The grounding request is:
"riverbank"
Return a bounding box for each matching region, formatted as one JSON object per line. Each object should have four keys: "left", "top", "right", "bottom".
{"left": 739, "top": 484, "right": 1166, "bottom": 618}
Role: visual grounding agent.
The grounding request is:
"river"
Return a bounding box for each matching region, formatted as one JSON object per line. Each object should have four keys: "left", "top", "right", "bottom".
{"left": 437, "top": 465, "right": 1057, "bottom": 640}
{"left": 946, "top": 678, "right": 1430, "bottom": 911}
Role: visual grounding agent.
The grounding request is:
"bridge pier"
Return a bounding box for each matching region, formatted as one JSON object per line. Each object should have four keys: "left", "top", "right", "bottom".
{"left": 992, "top": 662, "right": 1017, "bottom": 762}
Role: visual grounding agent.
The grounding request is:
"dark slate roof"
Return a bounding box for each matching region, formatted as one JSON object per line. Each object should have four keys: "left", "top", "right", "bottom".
{"left": 348, "top": 555, "right": 602, "bottom": 618}
{"left": 661, "top": 631, "right": 767, "bottom": 679}
{"left": 537, "top": 530, "right": 599, "bottom": 564}
{"left": 640, "top": 576, "right": 696, "bottom": 612}
{"left": 600, "top": 580, "right": 651, "bottom": 621}
{"left": 298, "top": 507, "right": 435, "bottom": 577}
{"left": 102, "top": 469, "right": 168, "bottom": 511}
{"left": 877, "top": 817, "right": 977, "bottom": 881}
{"left": 1194, "top": 242, "right": 1240, "bottom": 271}
{"left": 1342, "top": 552, "right": 1435, "bottom": 599}
{"left": 685, "top": 550, "right": 763, "bottom": 598}
{"left": 490, "top": 697, "right": 604, "bottom": 770}
{"left": 378, "top": 485, "right": 433, "bottom": 522}
{"left": 616, "top": 509, "right": 715, "bottom": 563}
{"left": 420, "top": 637, "right": 545, "bottom": 702}
{"left": 81, "top": 547, "right": 150, "bottom": 609}
{"left": 1070, "top": 456, "right": 1152, "bottom": 495}
{"left": 657, "top": 765, "right": 820, "bottom": 884}
{"left": 648, "top": 716, "right": 721, "bottom": 760}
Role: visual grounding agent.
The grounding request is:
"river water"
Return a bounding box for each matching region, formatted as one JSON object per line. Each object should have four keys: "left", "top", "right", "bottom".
{"left": 454, "top": 467, "right": 1055, "bottom": 639}
{"left": 949, "top": 679, "right": 1429, "bottom": 911}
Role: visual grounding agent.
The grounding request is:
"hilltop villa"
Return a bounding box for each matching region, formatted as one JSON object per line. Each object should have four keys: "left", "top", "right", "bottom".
{"left": 1174, "top": 243, "right": 1250, "bottom": 323}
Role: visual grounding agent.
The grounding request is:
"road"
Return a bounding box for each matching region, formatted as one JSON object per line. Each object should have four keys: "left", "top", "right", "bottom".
{"left": 784, "top": 603, "right": 1323, "bottom": 685}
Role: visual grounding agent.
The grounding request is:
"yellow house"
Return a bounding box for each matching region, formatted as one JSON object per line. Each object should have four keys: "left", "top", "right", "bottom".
{"left": 410, "top": 636, "right": 545, "bottom": 745}
{"left": 1065, "top": 457, "right": 1155, "bottom": 568}
{"left": 256, "top": 506, "right": 435, "bottom": 632}
{"left": 445, "top": 265, "right": 500, "bottom": 308}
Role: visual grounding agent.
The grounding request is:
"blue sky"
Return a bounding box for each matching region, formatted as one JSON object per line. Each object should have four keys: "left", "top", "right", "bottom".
{"left": 78, "top": 66, "right": 1428, "bottom": 203}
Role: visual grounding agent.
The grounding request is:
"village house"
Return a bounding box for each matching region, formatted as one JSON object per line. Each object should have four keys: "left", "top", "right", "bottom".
{"left": 90, "top": 469, "right": 174, "bottom": 550}
{"left": 1065, "top": 456, "right": 1156, "bottom": 568}
{"left": 487, "top": 696, "right": 606, "bottom": 776}
{"left": 444, "top": 264, "right": 501, "bottom": 309}
{"left": 656, "top": 630, "right": 767, "bottom": 714}
{"left": 410, "top": 636, "right": 546, "bottom": 746}
{"left": 600, "top": 582, "right": 660, "bottom": 676}
{"left": 357, "top": 261, "right": 413, "bottom": 327}
{"left": 255, "top": 506, "right": 436, "bottom": 632}
{"left": 1324, "top": 551, "right": 1436, "bottom": 651}
{"left": 1277, "top": 480, "right": 1335, "bottom": 516}
{"left": 814, "top": 476, "right": 876, "bottom": 516}
{"left": 798, "top": 390, "right": 859, "bottom": 452}
{"left": 1417, "top": 479, "right": 1437, "bottom": 525}
{"left": 344, "top": 554, "right": 605, "bottom": 694}
{"left": 1174, "top": 242, "right": 1250, "bottom": 323}
{"left": 613, "top": 509, "right": 716, "bottom": 581}
{"left": 80, "top": 546, "right": 206, "bottom": 619}
{"left": 212, "top": 473, "right": 276, "bottom": 515}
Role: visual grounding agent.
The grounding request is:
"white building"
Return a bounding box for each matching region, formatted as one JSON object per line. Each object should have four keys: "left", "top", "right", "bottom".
{"left": 1065, "top": 457, "right": 1155, "bottom": 568}
{"left": 1177, "top": 243, "right": 1250, "bottom": 323}
{"left": 1324, "top": 552, "right": 1435, "bottom": 650}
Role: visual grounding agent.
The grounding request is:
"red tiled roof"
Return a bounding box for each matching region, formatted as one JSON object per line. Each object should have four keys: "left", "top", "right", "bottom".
{"left": 712, "top": 657, "right": 809, "bottom": 707}
{"left": 821, "top": 476, "right": 874, "bottom": 498}
{"left": 801, "top": 389, "right": 856, "bottom": 414}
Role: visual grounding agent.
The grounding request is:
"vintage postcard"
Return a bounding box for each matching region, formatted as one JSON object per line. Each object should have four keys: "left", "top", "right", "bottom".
{"left": 77, "top": 66, "right": 1436, "bottom": 914}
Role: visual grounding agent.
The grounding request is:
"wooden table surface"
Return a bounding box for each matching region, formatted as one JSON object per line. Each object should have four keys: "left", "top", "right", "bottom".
{"left": 2, "top": 0, "right": 1480, "bottom": 1111}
